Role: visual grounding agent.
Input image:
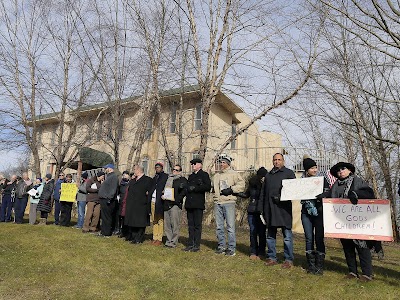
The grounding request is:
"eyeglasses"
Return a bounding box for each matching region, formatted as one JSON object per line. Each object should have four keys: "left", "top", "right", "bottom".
{"left": 339, "top": 167, "right": 347, "bottom": 171}
{"left": 173, "top": 169, "right": 181, "bottom": 172}
{"left": 59, "top": 174, "right": 64, "bottom": 177}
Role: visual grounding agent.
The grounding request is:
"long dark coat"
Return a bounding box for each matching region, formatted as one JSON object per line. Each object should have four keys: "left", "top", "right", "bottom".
{"left": 37, "top": 179, "right": 55, "bottom": 213}
{"left": 124, "top": 175, "right": 153, "bottom": 228}
{"left": 149, "top": 171, "right": 168, "bottom": 215}
{"left": 263, "top": 166, "right": 296, "bottom": 229}
{"left": 184, "top": 169, "right": 211, "bottom": 210}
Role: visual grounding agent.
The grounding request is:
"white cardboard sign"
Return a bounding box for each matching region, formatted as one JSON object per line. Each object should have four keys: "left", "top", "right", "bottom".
{"left": 280, "top": 176, "right": 324, "bottom": 201}
{"left": 323, "top": 198, "right": 393, "bottom": 241}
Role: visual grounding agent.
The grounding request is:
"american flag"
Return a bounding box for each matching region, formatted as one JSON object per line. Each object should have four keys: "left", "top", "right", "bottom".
{"left": 324, "top": 170, "right": 337, "bottom": 188}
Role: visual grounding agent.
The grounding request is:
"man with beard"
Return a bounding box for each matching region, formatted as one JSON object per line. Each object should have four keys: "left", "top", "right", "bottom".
{"left": 124, "top": 165, "right": 153, "bottom": 244}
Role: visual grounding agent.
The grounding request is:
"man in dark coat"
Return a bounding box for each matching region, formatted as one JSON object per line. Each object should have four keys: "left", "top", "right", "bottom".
{"left": 263, "top": 153, "right": 296, "bottom": 268}
{"left": 149, "top": 162, "right": 169, "bottom": 246}
{"left": 98, "top": 164, "right": 119, "bottom": 237}
{"left": 37, "top": 174, "right": 55, "bottom": 225}
{"left": 183, "top": 158, "right": 211, "bottom": 252}
{"left": 124, "top": 165, "right": 153, "bottom": 244}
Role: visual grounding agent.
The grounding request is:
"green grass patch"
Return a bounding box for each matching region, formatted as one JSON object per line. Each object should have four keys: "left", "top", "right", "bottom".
{"left": 0, "top": 220, "right": 399, "bottom": 300}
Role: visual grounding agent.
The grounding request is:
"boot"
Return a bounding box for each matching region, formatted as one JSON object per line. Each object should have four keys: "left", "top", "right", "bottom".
{"left": 38, "top": 218, "right": 47, "bottom": 225}
{"left": 306, "top": 251, "right": 316, "bottom": 274}
{"left": 315, "top": 252, "right": 325, "bottom": 275}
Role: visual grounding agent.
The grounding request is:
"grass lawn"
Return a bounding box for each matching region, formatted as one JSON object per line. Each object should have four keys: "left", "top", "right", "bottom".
{"left": 0, "top": 218, "right": 399, "bottom": 300}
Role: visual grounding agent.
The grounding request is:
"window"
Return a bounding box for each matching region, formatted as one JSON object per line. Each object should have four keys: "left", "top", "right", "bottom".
{"left": 244, "top": 131, "right": 248, "bottom": 151}
{"left": 97, "top": 118, "right": 103, "bottom": 140}
{"left": 194, "top": 104, "right": 202, "bottom": 131}
{"left": 170, "top": 103, "right": 177, "bottom": 134}
{"left": 231, "top": 123, "right": 237, "bottom": 149}
{"left": 192, "top": 151, "right": 200, "bottom": 159}
{"left": 141, "top": 157, "right": 149, "bottom": 175}
{"left": 50, "top": 127, "right": 57, "bottom": 145}
{"left": 36, "top": 126, "right": 42, "bottom": 147}
{"left": 144, "top": 117, "right": 153, "bottom": 140}
{"left": 118, "top": 115, "right": 124, "bottom": 140}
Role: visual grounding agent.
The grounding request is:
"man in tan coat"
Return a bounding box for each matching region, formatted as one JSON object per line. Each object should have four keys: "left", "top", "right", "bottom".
{"left": 213, "top": 154, "right": 245, "bottom": 256}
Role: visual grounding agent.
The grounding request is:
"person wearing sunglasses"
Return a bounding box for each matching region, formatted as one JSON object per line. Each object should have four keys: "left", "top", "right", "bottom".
{"left": 162, "top": 165, "right": 188, "bottom": 248}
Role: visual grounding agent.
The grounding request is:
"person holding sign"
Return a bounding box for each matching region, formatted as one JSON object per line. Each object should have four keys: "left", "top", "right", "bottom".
{"left": 59, "top": 174, "right": 75, "bottom": 227}
{"left": 301, "top": 157, "right": 330, "bottom": 275}
{"left": 262, "top": 153, "right": 296, "bottom": 268}
{"left": 162, "top": 164, "right": 187, "bottom": 248}
{"left": 325, "top": 162, "right": 375, "bottom": 281}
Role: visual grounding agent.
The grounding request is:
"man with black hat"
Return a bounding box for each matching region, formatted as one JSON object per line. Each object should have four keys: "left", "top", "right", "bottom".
{"left": 263, "top": 153, "right": 296, "bottom": 269}
{"left": 213, "top": 154, "right": 245, "bottom": 256}
{"left": 325, "top": 161, "right": 375, "bottom": 281}
{"left": 183, "top": 158, "right": 211, "bottom": 252}
{"left": 149, "top": 162, "right": 168, "bottom": 246}
{"left": 98, "top": 164, "right": 119, "bottom": 237}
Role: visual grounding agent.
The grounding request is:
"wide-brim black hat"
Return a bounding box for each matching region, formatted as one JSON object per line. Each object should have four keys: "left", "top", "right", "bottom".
{"left": 190, "top": 158, "right": 202, "bottom": 164}
{"left": 330, "top": 162, "right": 355, "bottom": 178}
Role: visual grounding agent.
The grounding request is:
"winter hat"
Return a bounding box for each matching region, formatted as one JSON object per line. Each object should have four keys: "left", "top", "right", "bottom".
{"left": 256, "top": 167, "right": 268, "bottom": 177}
{"left": 155, "top": 162, "right": 164, "bottom": 168}
{"left": 303, "top": 156, "right": 317, "bottom": 172}
{"left": 45, "top": 173, "right": 52, "bottom": 179}
{"left": 218, "top": 154, "right": 233, "bottom": 165}
{"left": 97, "top": 171, "right": 105, "bottom": 177}
{"left": 81, "top": 172, "right": 88, "bottom": 179}
{"left": 36, "top": 178, "right": 43, "bottom": 182}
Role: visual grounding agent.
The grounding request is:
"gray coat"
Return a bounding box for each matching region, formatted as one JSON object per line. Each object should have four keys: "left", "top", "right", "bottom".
{"left": 98, "top": 172, "right": 119, "bottom": 200}
{"left": 263, "top": 166, "right": 296, "bottom": 229}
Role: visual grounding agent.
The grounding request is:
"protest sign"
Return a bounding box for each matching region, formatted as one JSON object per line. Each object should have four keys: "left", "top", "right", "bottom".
{"left": 280, "top": 176, "right": 324, "bottom": 201}
{"left": 323, "top": 198, "right": 393, "bottom": 241}
{"left": 59, "top": 183, "right": 78, "bottom": 202}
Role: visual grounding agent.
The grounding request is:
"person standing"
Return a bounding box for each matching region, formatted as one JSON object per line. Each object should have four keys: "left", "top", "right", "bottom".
{"left": 183, "top": 158, "right": 211, "bottom": 252}
{"left": 37, "top": 174, "right": 55, "bottom": 225}
{"left": 14, "top": 172, "right": 33, "bottom": 224}
{"left": 124, "top": 165, "right": 153, "bottom": 244}
{"left": 82, "top": 171, "right": 104, "bottom": 233}
{"left": 149, "top": 162, "right": 168, "bottom": 246}
{"left": 117, "top": 171, "right": 130, "bottom": 238}
{"left": 98, "top": 164, "right": 119, "bottom": 237}
{"left": 301, "top": 157, "right": 329, "bottom": 275}
{"left": 28, "top": 178, "right": 44, "bottom": 225}
{"left": 75, "top": 172, "right": 88, "bottom": 229}
{"left": 53, "top": 172, "right": 65, "bottom": 225}
{"left": 263, "top": 153, "right": 296, "bottom": 268}
{"left": 238, "top": 167, "right": 268, "bottom": 260}
{"left": 213, "top": 155, "right": 245, "bottom": 256}
{"left": 162, "top": 164, "right": 187, "bottom": 248}
{"left": 59, "top": 174, "right": 74, "bottom": 226}
{"left": 0, "top": 175, "right": 17, "bottom": 222}
{"left": 327, "top": 162, "right": 375, "bottom": 281}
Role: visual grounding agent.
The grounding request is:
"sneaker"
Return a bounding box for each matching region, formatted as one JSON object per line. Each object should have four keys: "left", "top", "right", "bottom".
{"left": 96, "top": 233, "right": 110, "bottom": 238}
{"left": 190, "top": 247, "right": 200, "bottom": 252}
{"left": 376, "top": 249, "right": 384, "bottom": 260}
{"left": 264, "top": 259, "right": 278, "bottom": 266}
{"left": 281, "top": 261, "right": 293, "bottom": 269}
{"left": 152, "top": 240, "right": 162, "bottom": 246}
{"left": 225, "top": 250, "right": 236, "bottom": 256}
{"left": 249, "top": 254, "right": 260, "bottom": 260}
{"left": 215, "top": 248, "right": 226, "bottom": 255}
{"left": 345, "top": 272, "right": 358, "bottom": 279}
{"left": 359, "top": 275, "right": 373, "bottom": 282}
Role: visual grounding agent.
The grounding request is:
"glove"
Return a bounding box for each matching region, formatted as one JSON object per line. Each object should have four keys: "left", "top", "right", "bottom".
{"left": 188, "top": 185, "right": 196, "bottom": 192}
{"left": 348, "top": 191, "right": 358, "bottom": 205}
{"left": 220, "top": 188, "right": 233, "bottom": 196}
{"left": 315, "top": 193, "right": 324, "bottom": 201}
{"left": 179, "top": 183, "right": 185, "bottom": 189}
{"left": 237, "top": 192, "right": 248, "bottom": 198}
{"left": 271, "top": 195, "right": 280, "bottom": 204}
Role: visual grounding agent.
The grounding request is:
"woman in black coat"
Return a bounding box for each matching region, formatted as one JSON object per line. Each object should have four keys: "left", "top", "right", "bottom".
{"left": 37, "top": 175, "right": 54, "bottom": 225}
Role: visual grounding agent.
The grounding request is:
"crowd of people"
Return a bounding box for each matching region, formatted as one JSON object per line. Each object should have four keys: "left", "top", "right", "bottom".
{"left": 1, "top": 153, "right": 397, "bottom": 282}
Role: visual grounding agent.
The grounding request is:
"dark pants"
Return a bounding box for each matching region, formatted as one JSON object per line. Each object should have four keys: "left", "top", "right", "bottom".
{"left": 301, "top": 211, "right": 325, "bottom": 253}
{"left": 186, "top": 208, "right": 203, "bottom": 248}
{"left": 111, "top": 201, "right": 120, "bottom": 233}
{"left": 0, "top": 195, "right": 13, "bottom": 222}
{"left": 128, "top": 227, "right": 145, "bottom": 243}
{"left": 54, "top": 199, "right": 61, "bottom": 224}
{"left": 14, "top": 196, "right": 29, "bottom": 224}
{"left": 59, "top": 201, "right": 73, "bottom": 226}
{"left": 340, "top": 239, "right": 372, "bottom": 276}
{"left": 248, "top": 213, "right": 266, "bottom": 256}
{"left": 41, "top": 212, "right": 48, "bottom": 218}
{"left": 100, "top": 199, "right": 115, "bottom": 236}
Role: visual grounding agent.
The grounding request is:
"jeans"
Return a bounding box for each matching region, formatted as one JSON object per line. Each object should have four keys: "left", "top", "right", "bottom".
{"left": 267, "top": 226, "right": 294, "bottom": 262}
{"left": 54, "top": 199, "right": 61, "bottom": 224}
{"left": 248, "top": 213, "right": 266, "bottom": 256}
{"left": 0, "top": 194, "right": 13, "bottom": 222}
{"left": 76, "top": 201, "right": 86, "bottom": 228}
{"left": 14, "top": 196, "right": 28, "bottom": 223}
{"left": 301, "top": 212, "right": 325, "bottom": 253}
{"left": 214, "top": 202, "right": 236, "bottom": 252}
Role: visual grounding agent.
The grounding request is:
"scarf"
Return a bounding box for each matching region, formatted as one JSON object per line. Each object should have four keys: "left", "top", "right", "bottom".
{"left": 338, "top": 175, "right": 367, "bottom": 248}
{"left": 165, "top": 173, "right": 181, "bottom": 189}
